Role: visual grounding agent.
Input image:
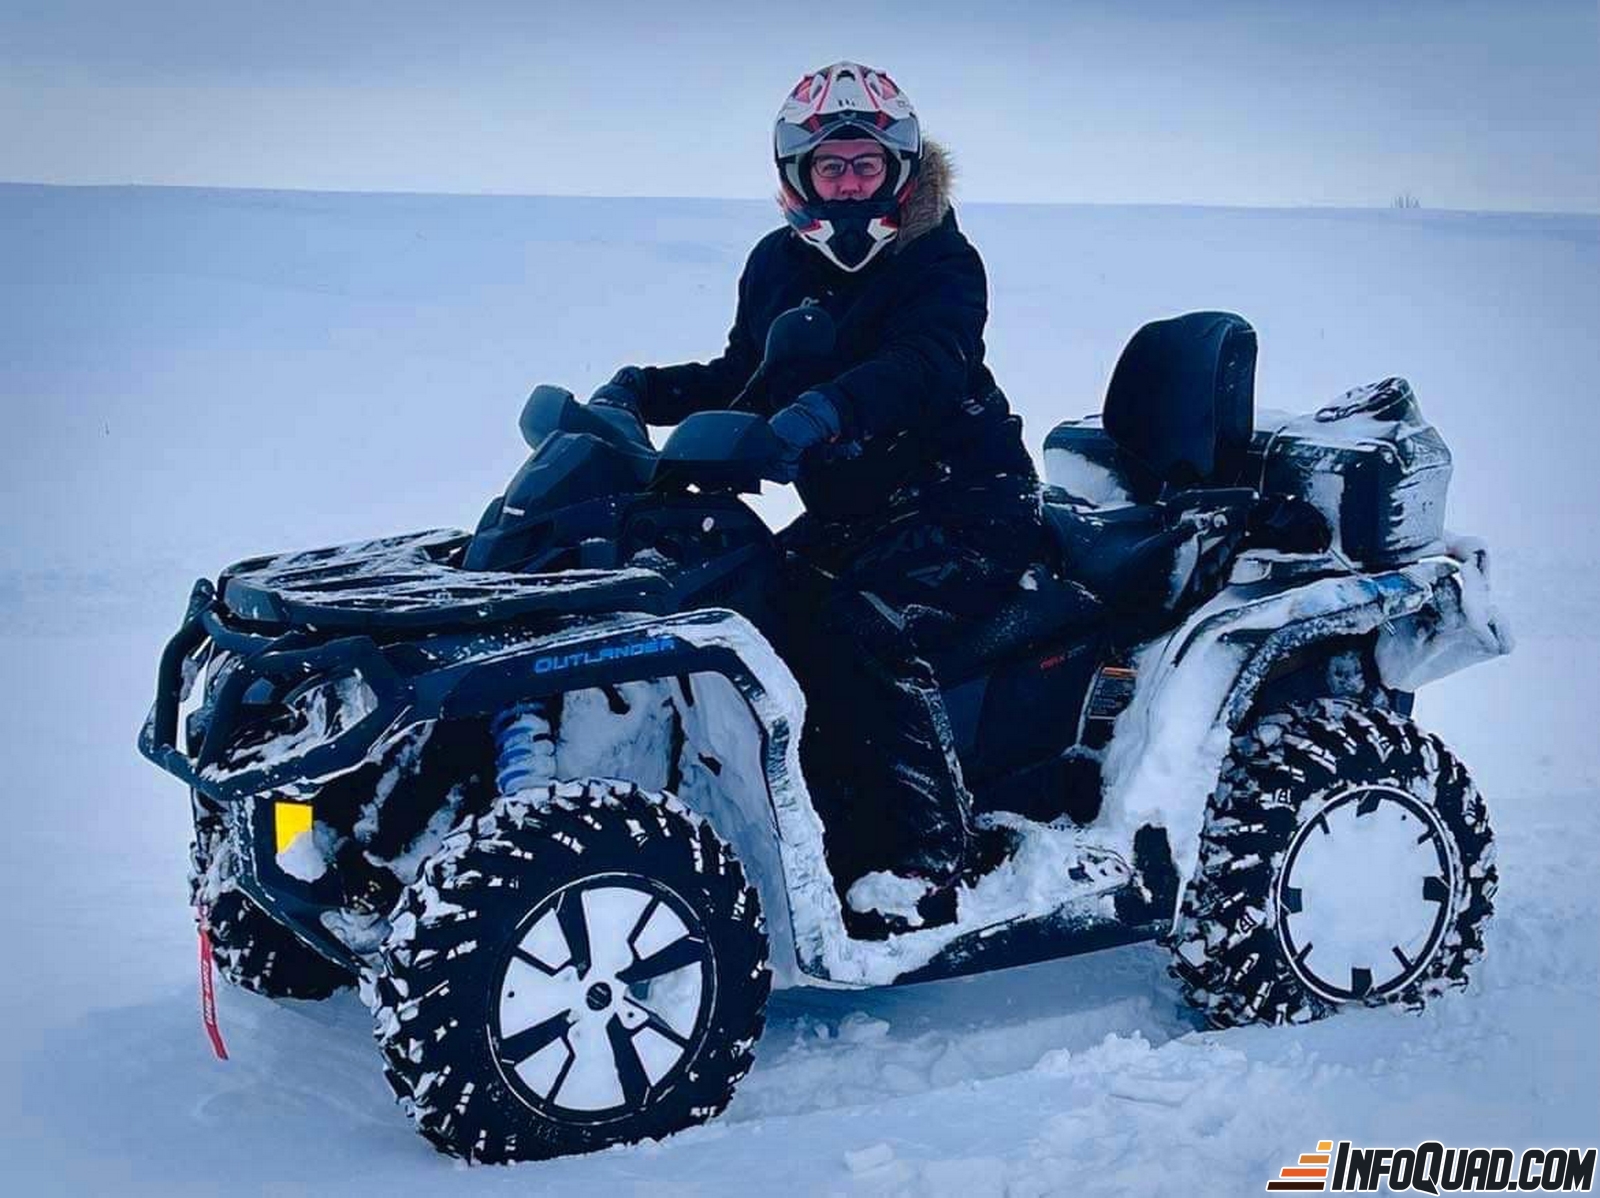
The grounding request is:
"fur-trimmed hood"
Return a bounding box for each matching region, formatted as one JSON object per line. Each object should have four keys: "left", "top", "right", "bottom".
{"left": 895, "top": 139, "right": 954, "bottom": 248}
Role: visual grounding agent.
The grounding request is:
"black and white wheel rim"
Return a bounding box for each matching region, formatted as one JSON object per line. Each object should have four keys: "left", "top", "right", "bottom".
{"left": 490, "top": 874, "right": 715, "bottom": 1122}
{"left": 1276, "top": 786, "right": 1455, "bottom": 1002}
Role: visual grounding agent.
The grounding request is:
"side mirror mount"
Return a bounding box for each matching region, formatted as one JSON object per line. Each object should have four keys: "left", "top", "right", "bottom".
{"left": 763, "top": 304, "right": 836, "bottom": 367}
{"left": 728, "top": 305, "right": 838, "bottom": 413}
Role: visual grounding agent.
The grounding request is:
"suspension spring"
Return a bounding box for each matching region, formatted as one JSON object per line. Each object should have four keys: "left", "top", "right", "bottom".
{"left": 492, "top": 700, "right": 556, "bottom": 796}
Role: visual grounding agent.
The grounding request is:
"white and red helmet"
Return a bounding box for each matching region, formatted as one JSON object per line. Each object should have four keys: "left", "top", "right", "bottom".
{"left": 774, "top": 62, "right": 922, "bottom": 272}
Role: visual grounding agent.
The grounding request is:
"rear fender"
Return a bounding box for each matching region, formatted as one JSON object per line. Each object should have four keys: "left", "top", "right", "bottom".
{"left": 1098, "top": 542, "right": 1511, "bottom": 928}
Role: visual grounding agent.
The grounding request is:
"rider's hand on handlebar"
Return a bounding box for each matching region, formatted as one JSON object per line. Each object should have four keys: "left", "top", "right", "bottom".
{"left": 766, "top": 390, "right": 842, "bottom": 483}
{"left": 589, "top": 367, "right": 648, "bottom": 435}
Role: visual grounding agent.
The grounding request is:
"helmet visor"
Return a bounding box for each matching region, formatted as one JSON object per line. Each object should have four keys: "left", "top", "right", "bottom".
{"left": 774, "top": 113, "right": 919, "bottom": 161}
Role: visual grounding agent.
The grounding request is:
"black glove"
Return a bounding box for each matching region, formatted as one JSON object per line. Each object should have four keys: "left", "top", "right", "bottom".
{"left": 589, "top": 366, "right": 647, "bottom": 433}
{"left": 766, "top": 390, "right": 842, "bottom": 483}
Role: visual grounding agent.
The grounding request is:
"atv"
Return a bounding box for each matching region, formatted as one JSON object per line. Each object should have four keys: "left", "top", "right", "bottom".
{"left": 140, "top": 308, "right": 1510, "bottom": 1163}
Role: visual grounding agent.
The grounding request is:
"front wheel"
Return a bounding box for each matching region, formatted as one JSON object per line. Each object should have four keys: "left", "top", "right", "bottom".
{"left": 1171, "top": 700, "right": 1496, "bottom": 1027}
{"left": 362, "top": 779, "right": 771, "bottom": 1163}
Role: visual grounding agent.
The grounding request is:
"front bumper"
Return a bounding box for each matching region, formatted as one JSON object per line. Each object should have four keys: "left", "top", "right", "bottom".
{"left": 138, "top": 578, "right": 415, "bottom": 805}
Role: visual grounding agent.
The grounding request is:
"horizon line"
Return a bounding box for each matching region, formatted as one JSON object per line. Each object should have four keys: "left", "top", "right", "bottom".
{"left": 2, "top": 178, "right": 1595, "bottom": 221}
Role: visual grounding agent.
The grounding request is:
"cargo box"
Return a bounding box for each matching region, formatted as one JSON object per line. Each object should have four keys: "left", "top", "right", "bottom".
{"left": 1247, "top": 377, "right": 1451, "bottom": 565}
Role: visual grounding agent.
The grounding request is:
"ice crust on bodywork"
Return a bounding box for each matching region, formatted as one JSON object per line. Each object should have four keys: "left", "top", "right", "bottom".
{"left": 555, "top": 681, "right": 675, "bottom": 788}
{"left": 1042, "top": 446, "right": 1136, "bottom": 508}
{"left": 203, "top": 672, "right": 378, "bottom": 783}
{"left": 1375, "top": 536, "right": 1513, "bottom": 690}
{"left": 218, "top": 527, "right": 669, "bottom": 627}
{"left": 664, "top": 618, "right": 828, "bottom": 987}
{"left": 669, "top": 619, "right": 1139, "bottom": 987}
{"left": 671, "top": 671, "right": 801, "bottom": 983}
{"left": 544, "top": 615, "right": 1136, "bottom": 988}
{"left": 354, "top": 722, "right": 433, "bottom": 845}
{"left": 1100, "top": 549, "right": 1510, "bottom": 927}
{"left": 1251, "top": 397, "right": 1453, "bottom": 563}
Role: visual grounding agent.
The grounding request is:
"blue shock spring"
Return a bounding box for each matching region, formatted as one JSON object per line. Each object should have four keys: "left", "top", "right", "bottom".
{"left": 491, "top": 701, "right": 555, "bottom": 796}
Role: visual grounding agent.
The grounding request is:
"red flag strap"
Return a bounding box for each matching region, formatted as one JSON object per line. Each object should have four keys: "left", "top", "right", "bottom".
{"left": 196, "top": 907, "right": 230, "bottom": 1061}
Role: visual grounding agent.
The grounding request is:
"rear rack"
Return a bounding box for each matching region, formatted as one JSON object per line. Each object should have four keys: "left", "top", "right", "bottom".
{"left": 218, "top": 528, "right": 672, "bottom": 631}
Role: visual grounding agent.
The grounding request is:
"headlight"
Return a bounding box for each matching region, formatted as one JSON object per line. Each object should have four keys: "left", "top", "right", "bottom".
{"left": 224, "top": 670, "right": 380, "bottom": 772}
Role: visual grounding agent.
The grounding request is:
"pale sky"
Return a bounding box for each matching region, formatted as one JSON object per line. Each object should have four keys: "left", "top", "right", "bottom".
{"left": 4, "top": 0, "right": 1597, "bottom": 212}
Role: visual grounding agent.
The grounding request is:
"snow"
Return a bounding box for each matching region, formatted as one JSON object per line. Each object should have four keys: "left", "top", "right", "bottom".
{"left": 2, "top": 183, "right": 1597, "bottom": 1193}
{"left": 847, "top": 871, "right": 934, "bottom": 924}
{"left": 274, "top": 822, "right": 329, "bottom": 883}
{"left": 1042, "top": 441, "right": 1135, "bottom": 507}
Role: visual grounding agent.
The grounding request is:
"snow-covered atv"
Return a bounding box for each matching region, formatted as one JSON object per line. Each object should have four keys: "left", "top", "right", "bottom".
{"left": 140, "top": 308, "right": 1510, "bottom": 1163}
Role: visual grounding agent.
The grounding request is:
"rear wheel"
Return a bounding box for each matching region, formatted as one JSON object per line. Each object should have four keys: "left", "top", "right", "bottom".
{"left": 1170, "top": 700, "right": 1495, "bottom": 1027}
{"left": 363, "top": 779, "right": 770, "bottom": 1163}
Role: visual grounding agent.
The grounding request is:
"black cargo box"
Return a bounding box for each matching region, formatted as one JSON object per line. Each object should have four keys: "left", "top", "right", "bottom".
{"left": 1245, "top": 377, "right": 1451, "bottom": 565}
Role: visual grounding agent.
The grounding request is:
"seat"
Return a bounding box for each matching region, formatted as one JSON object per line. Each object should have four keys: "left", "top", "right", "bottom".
{"left": 1043, "top": 311, "right": 1257, "bottom": 505}
{"left": 1041, "top": 498, "right": 1182, "bottom": 607}
{"left": 1038, "top": 311, "right": 1260, "bottom": 610}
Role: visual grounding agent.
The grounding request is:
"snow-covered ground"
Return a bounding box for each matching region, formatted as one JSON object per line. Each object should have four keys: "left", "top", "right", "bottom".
{"left": 1, "top": 183, "right": 1596, "bottom": 1194}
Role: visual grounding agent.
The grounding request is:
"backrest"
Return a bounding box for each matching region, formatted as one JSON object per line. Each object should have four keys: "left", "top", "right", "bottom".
{"left": 1102, "top": 311, "right": 1256, "bottom": 489}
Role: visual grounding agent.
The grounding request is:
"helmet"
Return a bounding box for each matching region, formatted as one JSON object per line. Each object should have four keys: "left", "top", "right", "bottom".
{"left": 774, "top": 61, "right": 922, "bottom": 272}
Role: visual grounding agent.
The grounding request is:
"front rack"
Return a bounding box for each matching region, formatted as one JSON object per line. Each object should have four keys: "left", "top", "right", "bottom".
{"left": 218, "top": 528, "right": 671, "bottom": 631}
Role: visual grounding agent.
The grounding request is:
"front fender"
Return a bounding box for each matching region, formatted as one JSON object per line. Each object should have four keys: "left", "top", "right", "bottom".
{"left": 437, "top": 608, "right": 851, "bottom": 988}
{"left": 1098, "top": 543, "right": 1511, "bottom": 927}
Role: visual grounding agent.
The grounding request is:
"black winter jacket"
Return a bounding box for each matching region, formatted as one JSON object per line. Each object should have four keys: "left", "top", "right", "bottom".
{"left": 635, "top": 196, "right": 1035, "bottom": 520}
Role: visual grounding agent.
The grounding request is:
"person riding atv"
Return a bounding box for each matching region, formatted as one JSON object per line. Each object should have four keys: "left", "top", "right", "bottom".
{"left": 588, "top": 61, "right": 1044, "bottom": 935}
{"left": 137, "top": 60, "right": 1512, "bottom": 1169}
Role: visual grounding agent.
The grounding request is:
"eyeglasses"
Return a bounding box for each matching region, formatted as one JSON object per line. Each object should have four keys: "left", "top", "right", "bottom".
{"left": 810, "top": 153, "right": 887, "bottom": 181}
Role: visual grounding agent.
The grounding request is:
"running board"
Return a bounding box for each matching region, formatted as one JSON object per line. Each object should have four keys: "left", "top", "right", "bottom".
{"left": 855, "top": 825, "right": 1171, "bottom": 986}
{"left": 894, "top": 890, "right": 1164, "bottom": 985}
